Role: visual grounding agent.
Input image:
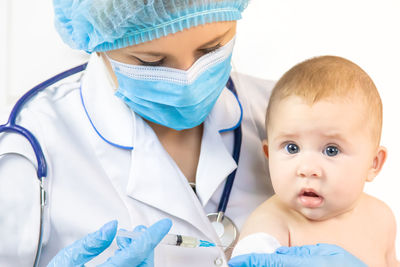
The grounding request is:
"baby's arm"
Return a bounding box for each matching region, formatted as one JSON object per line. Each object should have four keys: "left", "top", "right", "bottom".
{"left": 239, "top": 195, "right": 289, "bottom": 246}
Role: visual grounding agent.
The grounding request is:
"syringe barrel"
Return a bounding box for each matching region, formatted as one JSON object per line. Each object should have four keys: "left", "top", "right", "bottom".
{"left": 117, "top": 230, "right": 200, "bottom": 248}
{"left": 179, "top": 235, "right": 199, "bottom": 248}
{"left": 162, "top": 234, "right": 180, "bottom": 246}
{"left": 162, "top": 234, "right": 199, "bottom": 248}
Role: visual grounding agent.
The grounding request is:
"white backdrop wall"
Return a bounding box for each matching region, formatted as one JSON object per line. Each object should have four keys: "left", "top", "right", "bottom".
{"left": 1, "top": 0, "right": 399, "bottom": 258}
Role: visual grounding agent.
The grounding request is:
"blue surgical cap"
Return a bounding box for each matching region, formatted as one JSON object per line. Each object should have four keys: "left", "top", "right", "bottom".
{"left": 53, "top": 0, "right": 249, "bottom": 53}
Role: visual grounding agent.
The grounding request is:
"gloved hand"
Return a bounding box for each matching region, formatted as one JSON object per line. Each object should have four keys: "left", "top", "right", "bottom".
{"left": 47, "top": 218, "right": 172, "bottom": 267}
{"left": 47, "top": 220, "right": 118, "bottom": 267}
{"left": 228, "top": 243, "right": 368, "bottom": 267}
{"left": 99, "top": 218, "right": 172, "bottom": 267}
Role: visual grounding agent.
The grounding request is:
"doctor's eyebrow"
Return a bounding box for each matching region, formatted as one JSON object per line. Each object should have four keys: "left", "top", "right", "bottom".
{"left": 125, "top": 28, "right": 232, "bottom": 57}
{"left": 197, "top": 28, "right": 232, "bottom": 49}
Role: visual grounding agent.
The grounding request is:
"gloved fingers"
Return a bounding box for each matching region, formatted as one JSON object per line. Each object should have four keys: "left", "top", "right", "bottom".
{"left": 116, "top": 225, "right": 146, "bottom": 249}
{"left": 228, "top": 253, "right": 260, "bottom": 267}
{"left": 130, "top": 218, "right": 172, "bottom": 254}
{"left": 145, "top": 218, "right": 172, "bottom": 244}
{"left": 98, "top": 219, "right": 172, "bottom": 267}
{"left": 274, "top": 244, "right": 368, "bottom": 267}
{"left": 137, "top": 250, "right": 155, "bottom": 267}
{"left": 276, "top": 245, "right": 312, "bottom": 256}
{"left": 116, "top": 229, "right": 133, "bottom": 249}
{"left": 276, "top": 243, "right": 347, "bottom": 256}
{"left": 47, "top": 220, "right": 117, "bottom": 267}
{"left": 313, "top": 244, "right": 368, "bottom": 266}
{"left": 133, "top": 225, "right": 147, "bottom": 232}
{"left": 228, "top": 253, "right": 286, "bottom": 267}
{"left": 99, "top": 248, "right": 156, "bottom": 267}
{"left": 313, "top": 243, "right": 348, "bottom": 255}
{"left": 116, "top": 236, "right": 132, "bottom": 249}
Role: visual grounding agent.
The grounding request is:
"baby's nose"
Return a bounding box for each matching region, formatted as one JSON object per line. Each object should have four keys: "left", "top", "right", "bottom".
{"left": 296, "top": 160, "right": 322, "bottom": 178}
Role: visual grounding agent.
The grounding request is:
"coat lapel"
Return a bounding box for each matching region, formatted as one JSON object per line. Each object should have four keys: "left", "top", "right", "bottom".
{"left": 126, "top": 114, "right": 218, "bottom": 239}
{"left": 80, "top": 54, "right": 134, "bottom": 201}
{"left": 196, "top": 89, "right": 242, "bottom": 207}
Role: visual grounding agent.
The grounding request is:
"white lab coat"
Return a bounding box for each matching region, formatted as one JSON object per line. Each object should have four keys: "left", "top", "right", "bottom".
{"left": 0, "top": 53, "right": 275, "bottom": 267}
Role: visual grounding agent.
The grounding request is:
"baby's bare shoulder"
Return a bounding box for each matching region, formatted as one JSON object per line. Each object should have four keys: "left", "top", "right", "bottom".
{"left": 239, "top": 195, "right": 290, "bottom": 246}
{"left": 361, "top": 194, "right": 397, "bottom": 258}
{"left": 362, "top": 193, "right": 396, "bottom": 224}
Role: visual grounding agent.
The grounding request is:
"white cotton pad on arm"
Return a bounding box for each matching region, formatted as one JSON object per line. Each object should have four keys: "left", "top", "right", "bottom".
{"left": 231, "top": 232, "right": 282, "bottom": 258}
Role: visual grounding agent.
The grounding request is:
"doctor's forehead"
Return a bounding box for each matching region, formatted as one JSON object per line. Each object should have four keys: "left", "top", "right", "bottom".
{"left": 113, "top": 21, "right": 236, "bottom": 53}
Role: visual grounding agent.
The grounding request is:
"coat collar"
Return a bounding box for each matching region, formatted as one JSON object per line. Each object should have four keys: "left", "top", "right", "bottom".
{"left": 80, "top": 53, "right": 133, "bottom": 149}
{"left": 81, "top": 53, "right": 242, "bottom": 237}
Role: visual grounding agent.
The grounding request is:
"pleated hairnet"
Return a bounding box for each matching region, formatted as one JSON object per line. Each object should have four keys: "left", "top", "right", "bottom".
{"left": 53, "top": 0, "right": 249, "bottom": 53}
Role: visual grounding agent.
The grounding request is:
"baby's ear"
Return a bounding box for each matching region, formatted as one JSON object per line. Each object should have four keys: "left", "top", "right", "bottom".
{"left": 262, "top": 139, "right": 269, "bottom": 158}
{"left": 366, "top": 146, "right": 387, "bottom": 182}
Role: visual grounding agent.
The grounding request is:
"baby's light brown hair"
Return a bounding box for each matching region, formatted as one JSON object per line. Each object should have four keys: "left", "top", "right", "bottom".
{"left": 265, "top": 55, "right": 382, "bottom": 147}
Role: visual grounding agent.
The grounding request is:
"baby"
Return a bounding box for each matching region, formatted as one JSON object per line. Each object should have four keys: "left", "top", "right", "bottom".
{"left": 232, "top": 56, "right": 399, "bottom": 266}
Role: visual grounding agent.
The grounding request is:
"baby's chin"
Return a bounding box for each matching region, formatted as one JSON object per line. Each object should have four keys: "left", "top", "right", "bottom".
{"left": 298, "top": 208, "right": 333, "bottom": 221}
{"left": 294, "top": 205, "right": 348, "bottom": 222}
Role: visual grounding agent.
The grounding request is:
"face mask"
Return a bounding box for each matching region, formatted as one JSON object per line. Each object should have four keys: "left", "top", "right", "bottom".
{"left": 108, "top": 38, "right": 235, "bottom": 131}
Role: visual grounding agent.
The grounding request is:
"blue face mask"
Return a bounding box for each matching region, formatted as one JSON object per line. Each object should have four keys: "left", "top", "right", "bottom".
{"left": 108, "top": 38, "right": 235, "bottom": 131}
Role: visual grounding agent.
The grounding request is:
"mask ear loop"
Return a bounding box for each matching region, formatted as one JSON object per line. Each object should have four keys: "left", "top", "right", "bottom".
{"left": 99, "top": 53, "right": 119, "bottom": 89}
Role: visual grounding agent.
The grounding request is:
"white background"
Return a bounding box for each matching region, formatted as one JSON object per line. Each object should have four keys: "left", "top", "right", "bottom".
{"left": 1, "top": 0, "right": 399, "bottom": 258}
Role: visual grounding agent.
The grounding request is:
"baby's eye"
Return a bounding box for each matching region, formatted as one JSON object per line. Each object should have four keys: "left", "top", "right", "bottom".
{"left": 285, "top": 143, "right": 299, "bottom": 154}
{"left": 324, "top": 146, "right": 339, "bottom": 157}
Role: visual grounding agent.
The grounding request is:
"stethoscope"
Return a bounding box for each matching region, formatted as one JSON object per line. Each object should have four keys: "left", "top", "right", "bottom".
{"left": 0, "top": 63, "right": 242, "bottom": 266}
{"left": 207, "top": 76, "right": 242, "bottom": 251}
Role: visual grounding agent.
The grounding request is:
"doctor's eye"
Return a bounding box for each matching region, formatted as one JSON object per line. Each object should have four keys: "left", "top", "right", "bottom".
{"left": 199, "top": 43, "right": 222, "bottom": 54}
{"left": 285, "top": 143, "right": 299, "bottom": 154}
{"left": 324, "top": 146, "right": 340, "bottom": 157}
{"left": 136, "top": 57, "right": 165, "bottom": 67}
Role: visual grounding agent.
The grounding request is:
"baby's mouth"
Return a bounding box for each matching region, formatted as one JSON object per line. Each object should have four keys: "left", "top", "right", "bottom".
{"left": 298, "top": 189, "right": 324, "bottom": 208}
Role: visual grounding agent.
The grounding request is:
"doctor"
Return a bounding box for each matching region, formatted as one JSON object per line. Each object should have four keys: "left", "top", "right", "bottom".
{"left": 0, "top": 0, "right": 365, "bottom": 266}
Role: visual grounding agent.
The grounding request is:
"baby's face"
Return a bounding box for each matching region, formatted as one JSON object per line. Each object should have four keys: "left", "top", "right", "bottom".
{"left": 266, "top": 95, "right": 381, "bottom": 221}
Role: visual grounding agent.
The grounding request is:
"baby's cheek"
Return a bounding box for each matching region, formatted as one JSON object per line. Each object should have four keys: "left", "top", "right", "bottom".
{"left": 271, "top": 175, "right": 297, "bottom": 204}
{"left": 329, "top": 178, "right": 363, "bottom": 208}
{"left": 269, "top": 165, "right": 291, "bottom": 190}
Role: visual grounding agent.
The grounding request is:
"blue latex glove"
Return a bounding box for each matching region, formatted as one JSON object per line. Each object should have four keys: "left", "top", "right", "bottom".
{"left": 47, "top": 220, "right": 118, "bottom": 267}
{"left": 99, "top": 218, "right": 172, "bottom": 267}
{"left": 47, "top": 218, "right": 172, "bottom": 267}
{"left": 228, "top": 243, "right": 368, "bottom": 267}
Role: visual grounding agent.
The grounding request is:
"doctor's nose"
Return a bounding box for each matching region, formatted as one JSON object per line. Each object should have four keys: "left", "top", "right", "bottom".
{"left": 175, "top": 56, "right": 197, "bottom": 71}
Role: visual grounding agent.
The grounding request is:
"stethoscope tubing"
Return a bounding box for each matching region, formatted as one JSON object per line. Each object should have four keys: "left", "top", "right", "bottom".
{"left": 0, "top": 124, "right": 47, "bottom": 178}
{"left": 0, "top": 63, "right": 88, "bottom": 179}
{"left": 217, "top": 77, "right": 243, "bottom": 215}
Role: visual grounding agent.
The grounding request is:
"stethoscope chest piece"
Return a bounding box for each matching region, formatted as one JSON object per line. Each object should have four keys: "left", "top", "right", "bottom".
{"left": 207, "top": 212, "right": 238, "bottom": 250}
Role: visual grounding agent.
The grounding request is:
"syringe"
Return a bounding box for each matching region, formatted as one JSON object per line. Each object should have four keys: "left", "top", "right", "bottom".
{"left": 117, "top": 229, "right": 216, "bottom": 248}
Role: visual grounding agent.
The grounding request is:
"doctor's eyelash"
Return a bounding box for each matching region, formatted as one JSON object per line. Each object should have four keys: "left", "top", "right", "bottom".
{"left": 200, "top": 43, "right": 222, "bottom": 54}
{"left": 136, "top": 57, "right": 165, "bottom": 67}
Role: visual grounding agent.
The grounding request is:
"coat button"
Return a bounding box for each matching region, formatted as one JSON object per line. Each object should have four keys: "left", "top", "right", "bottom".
{"left": 214, "top": 257, "right": 224, "bottom": 266}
